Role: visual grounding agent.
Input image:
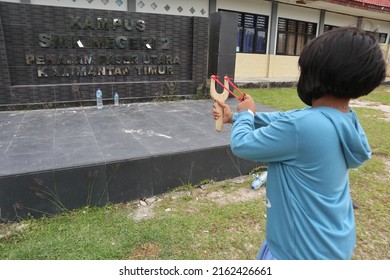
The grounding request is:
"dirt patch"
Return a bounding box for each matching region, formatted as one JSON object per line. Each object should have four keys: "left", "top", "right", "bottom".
{"left": 130, "top": 175, "right": 265, "bottom": 222}
{"left": 128, "top": 242, "right": 160, "bottom": 259}
{"left": 131, "top": 197, "right": 162, "bottom": 222}
{"left": 0, "top": 223, "right": 28, "bottom": 240}
{"left": 204, "top": 186, "right": 265, "bottom": 206}
{"left": 350, "top": 100, "right": 390, "bottom": 122}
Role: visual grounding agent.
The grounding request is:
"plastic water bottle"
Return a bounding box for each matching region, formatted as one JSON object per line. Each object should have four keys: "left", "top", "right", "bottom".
{"left": 251, "top": 171, "right": 267, "bottom": 190}
{"left": 114, "top": 92, "right": 119, "bottom": 106}
{"left": 96, "top": 88, "right": 103, "bottom": 109}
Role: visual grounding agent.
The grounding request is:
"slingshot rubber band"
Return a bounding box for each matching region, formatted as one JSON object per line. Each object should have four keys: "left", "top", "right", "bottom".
{"left": 210, "top": 75, "right": 246, "bottom": 101}
{"left": 225, "top": 76, "right": 246, "bottom": 101}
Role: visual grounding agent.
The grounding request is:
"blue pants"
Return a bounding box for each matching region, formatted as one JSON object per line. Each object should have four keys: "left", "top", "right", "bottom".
{"left": 256, "top": 240, "right": 277, "bottom": 260}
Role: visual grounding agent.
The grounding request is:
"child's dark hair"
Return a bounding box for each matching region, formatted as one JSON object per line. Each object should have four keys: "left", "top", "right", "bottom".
{"left": 297, "top": 26, "right": 386, "bottom": 106}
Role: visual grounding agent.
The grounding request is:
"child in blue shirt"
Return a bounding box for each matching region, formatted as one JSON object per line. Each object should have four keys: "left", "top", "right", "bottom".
{"left": 213, "top": 27, "right": 386, "bottom": 259}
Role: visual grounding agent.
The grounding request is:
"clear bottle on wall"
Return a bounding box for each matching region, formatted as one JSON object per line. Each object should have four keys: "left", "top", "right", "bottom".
{"left": 96, "top": 88, "right": 103, "bottom": 109}
{"left": 114, "top": 92, "right": 119, "bottom": 106}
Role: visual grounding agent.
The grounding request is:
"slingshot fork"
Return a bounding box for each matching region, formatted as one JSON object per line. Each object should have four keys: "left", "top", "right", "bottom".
{"left": 210, "top": 75, "right": 230, "bottom": 132}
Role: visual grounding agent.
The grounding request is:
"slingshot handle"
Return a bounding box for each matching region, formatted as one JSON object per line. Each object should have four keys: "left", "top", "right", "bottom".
{"left": 214, "top": 101, "right": 224, "bottom": 132}
{"left": 210, "top": 75, "right": 230, "bottom": 132}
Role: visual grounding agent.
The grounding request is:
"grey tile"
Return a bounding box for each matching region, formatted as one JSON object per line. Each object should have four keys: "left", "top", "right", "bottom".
{"left": 96, "top": 133, "right": 149, "bottom": 161}
{"left": 54, "top": 135, "right": 103, "bottom": 168}
{"left": 0, "top": 141, "right": 9, "bottom": 155}
{"left": 0, "top": 111, "right": 25, "bottom": 125}
{"left": 0, "top": 154, "right": 54, "bottom": 176}
{"left": 0, "top": 122, "right": 20, "bottom": 140}
{"left": 6, "top": 136, "right": 53, "bottom": 156}
{"left": 55, "top": 109, "right": 93, "bottom": 138}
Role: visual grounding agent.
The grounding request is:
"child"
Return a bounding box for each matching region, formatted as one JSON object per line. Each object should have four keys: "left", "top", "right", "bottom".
{"left": 213, "top": 27, "right": 386, "bottom": 259}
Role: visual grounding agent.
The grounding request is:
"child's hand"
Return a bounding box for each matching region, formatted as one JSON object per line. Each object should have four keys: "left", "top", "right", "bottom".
{"left": 237, "top": 94, "right": 256, "bottom": 114}
{"left": 213, "top": 100, "right": 233, "bottom": 123}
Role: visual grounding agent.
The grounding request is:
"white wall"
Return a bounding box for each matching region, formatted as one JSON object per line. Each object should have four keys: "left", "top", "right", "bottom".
{"left": 324, "top": 12, "right": 357, "bottom": 27}
{"left": 216, "top": 0, "right": 272, "bottom": 15}
{"left": 30, "top": 0, "right": 128, "bottom": 11}
{"left": 362, "top": 18, "right": 390, "bottom": 41}
{"left": 278, "top": 3, "right": 320, "bottom": 23}
{"left": 0, "top": 0, "right": 19, "bottom": 3}
{"left": 135, "top": 0, "right": 209, "bottom": 17}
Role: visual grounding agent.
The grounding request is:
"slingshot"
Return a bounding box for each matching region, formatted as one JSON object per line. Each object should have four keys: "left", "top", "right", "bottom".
{"left": 210, "top": 75, "right": 246, "bottom": 132}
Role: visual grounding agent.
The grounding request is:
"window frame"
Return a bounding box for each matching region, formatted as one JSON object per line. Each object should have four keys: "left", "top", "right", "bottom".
{"left": 276, "top": 18, "right": 317, "bottom": 56}
{"left": 238, "top": 13, "right": 269, "bottom": 54}
{"left": 324, "top": 25, "right": 388, "bottom": 44}
{"left": 220, "top": 10, "right": 269, "bottom": 54}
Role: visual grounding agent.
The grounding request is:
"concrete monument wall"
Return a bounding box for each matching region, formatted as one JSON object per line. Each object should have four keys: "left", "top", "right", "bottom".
{"left": 0, "top": 2, "right": 209, "bottom": 109}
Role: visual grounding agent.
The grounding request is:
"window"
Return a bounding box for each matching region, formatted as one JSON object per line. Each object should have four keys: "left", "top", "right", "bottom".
{"left": 325, "top": 25, "right": 388, "bottom": 44}
{"left": 276, "top": 18, "right": 317, "bottom": 56}
{"left": 237, "top": 13, "right": 269, "bottom": 54}
{"left": 378, "top": 33, "right": 388, "bottom": 43}
{"left": 368, "top": 31, "right": 388, "bottom": 44}
{"left": 323, "top": 24, "right": 338, "bottom": 32}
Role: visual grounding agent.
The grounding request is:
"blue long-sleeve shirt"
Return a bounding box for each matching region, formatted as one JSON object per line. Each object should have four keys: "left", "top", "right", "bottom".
{"left": 230, "top": 107, "right": 371, "bottom": 259}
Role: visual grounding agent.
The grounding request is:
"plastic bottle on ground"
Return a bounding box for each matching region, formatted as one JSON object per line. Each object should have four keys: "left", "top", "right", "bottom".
{"left": 251, "top": 171, "right": 267, "bottom": 190}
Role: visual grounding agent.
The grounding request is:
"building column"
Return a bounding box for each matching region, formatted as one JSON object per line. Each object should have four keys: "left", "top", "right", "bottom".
{"left": 209, "top": 0, "right": 217, "bottom": 14}
{"left": 20, "top": 0, "right": 30, "bottom": 3}
{"left": 208, "top": 11, "right": 237, "bottom": 84}
{"left": 357, "top": 16, "right": 363, "bottom": 28}
{"left": 265, "top": 1, "right": 278, "bottom": 78}
{"left": 268, "top": 1, "right": 278, "bottom": 55}
{"left": 318, "top": 10, "right": 325, "bottom": 35}
{"left": 128, "top": 0, "right": 136, "bottom": 12}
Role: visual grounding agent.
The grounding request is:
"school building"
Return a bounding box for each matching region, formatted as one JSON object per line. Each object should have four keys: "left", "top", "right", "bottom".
{"left": 0, "top": 0, "right": 389, "bottom": 108}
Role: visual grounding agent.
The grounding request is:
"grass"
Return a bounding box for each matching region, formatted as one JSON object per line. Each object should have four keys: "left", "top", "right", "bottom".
{"left": 359, "top": 86, "right": 390, "bottom": 105}
{"left": 0, "top": 86, "right": 389, "bottom": 260}
{"left": 1, "top": 181, "right": 265, "bottom": 260}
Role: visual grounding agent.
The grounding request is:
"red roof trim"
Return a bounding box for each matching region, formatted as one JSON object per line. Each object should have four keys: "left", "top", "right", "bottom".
{"left": 324, "top": 0, "right": 390, "bottom": 13}
{"left": 354, "top": 0, "right": 390, "bottom": 8}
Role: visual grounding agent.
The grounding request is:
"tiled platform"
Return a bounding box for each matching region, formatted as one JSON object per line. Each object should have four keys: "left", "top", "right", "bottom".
{"left": 0, "top": 99, "right": 275, "bottom": 221}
